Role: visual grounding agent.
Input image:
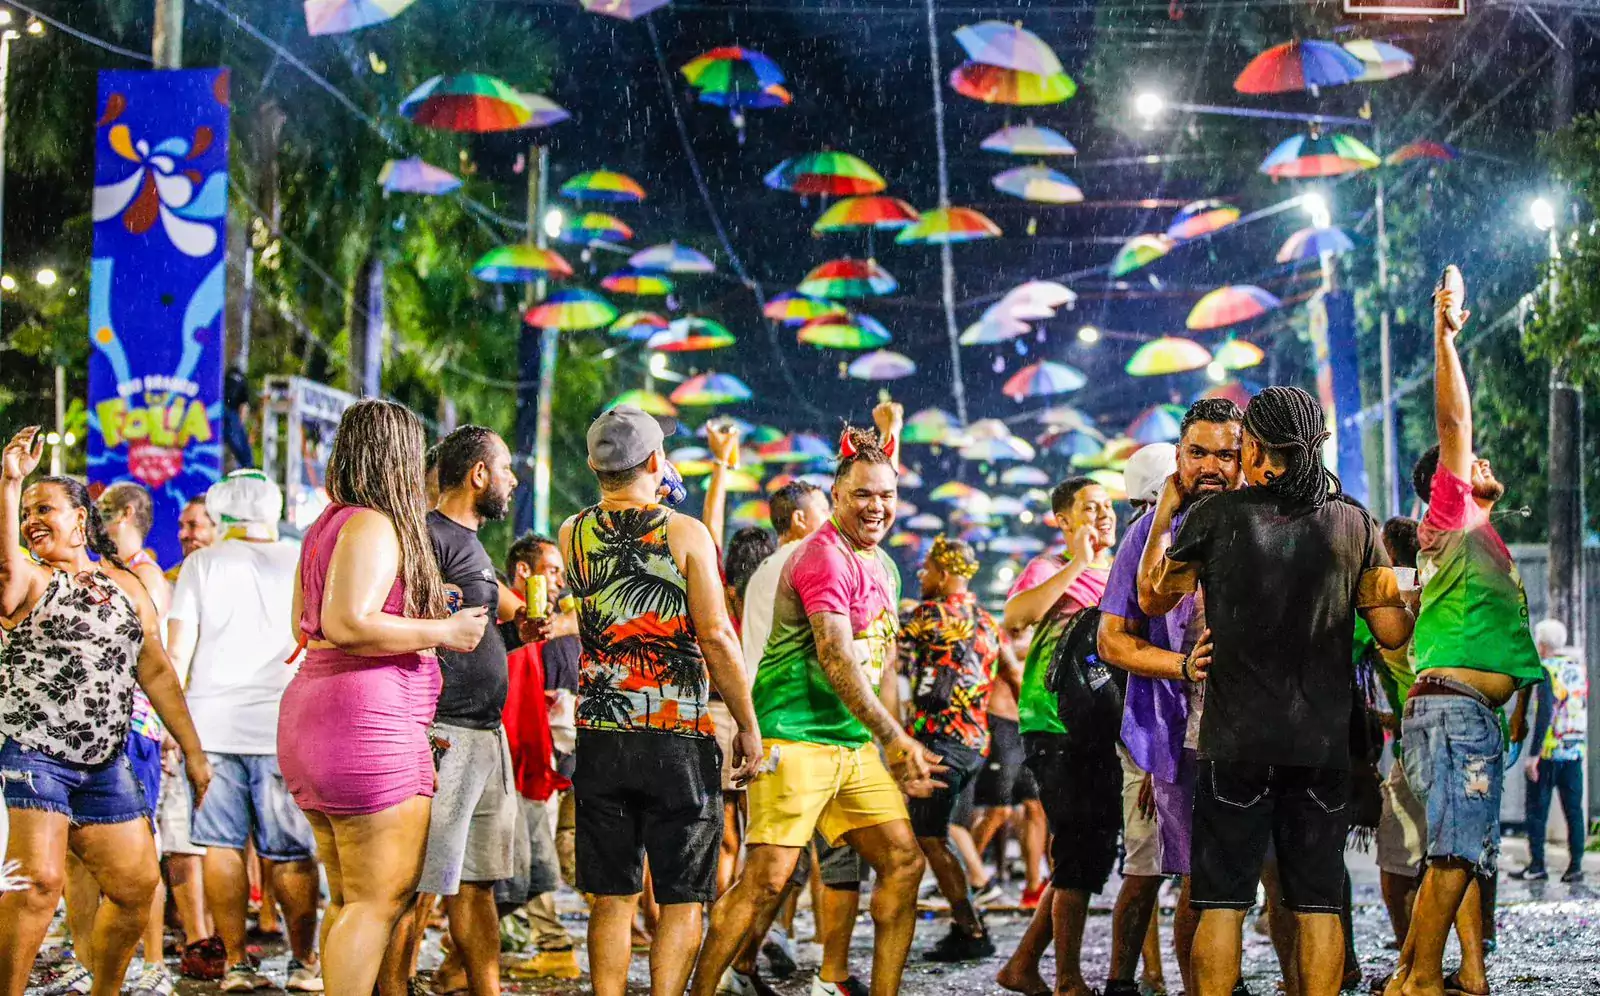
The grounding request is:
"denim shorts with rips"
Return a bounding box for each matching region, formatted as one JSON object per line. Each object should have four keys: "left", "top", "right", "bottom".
{"left": 1402, "top": 692, "right": 1504, "bottom": 874}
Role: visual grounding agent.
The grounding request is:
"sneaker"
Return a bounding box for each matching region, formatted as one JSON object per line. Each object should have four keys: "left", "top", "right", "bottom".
{"left": 507, "top": 949, "right": 582, "bottom": 981}
{"left": 811, "top": 975, "right": 869, "bottom": 996}
{"left": 32, "top": 964, "right": 92, "bottom": 996}
{"left": 1509, "top": 865, "right": 1548, "bottom": 881}
{"left": 285, "top": 959, "right": 324, "bottom": 992}
{"left": 1232, "top": 982, "right": 1254, "bottom": 996}
{"left": 1019, "top": 883, "right": 1047, "bottom": 910}
{"left": 761, "top": 927, "right": 798, "bottom": 980}
{"left": 972, "top": 880, "right": 1006, "bottom": 907}
{"left": 924, "top": 925, "right": 997, "bottom": 962}
{"left": 180, "top": 936, "right": 227, "bottom": 981}
{"left": 126, "top": 964, "right": 175, "bottom": 996}
{"left": 219, "top": 964, "right": 274, "bottom": 992}
{"left": 717, "top": 968, "right": 781, "bottom": 996}
{"left": 1562, "top": 867, "right": 1586, "bottom": 884}
{"left": 1104, "top": 982, "right": 1143, "bottom": 996}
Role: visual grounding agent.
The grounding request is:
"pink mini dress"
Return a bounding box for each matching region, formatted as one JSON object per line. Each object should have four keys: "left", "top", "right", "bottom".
{"left": 276, "top": 504, "right": 441, "bottom": 817}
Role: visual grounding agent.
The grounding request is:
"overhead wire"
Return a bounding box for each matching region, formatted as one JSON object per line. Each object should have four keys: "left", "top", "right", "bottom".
{"left": 924, "top": 0, "right": 968, "bottom": 427}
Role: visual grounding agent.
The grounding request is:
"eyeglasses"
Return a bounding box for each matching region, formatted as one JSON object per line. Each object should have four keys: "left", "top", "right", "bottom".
{"left": 74, "top": 571, "right": 113, "bottom": 606}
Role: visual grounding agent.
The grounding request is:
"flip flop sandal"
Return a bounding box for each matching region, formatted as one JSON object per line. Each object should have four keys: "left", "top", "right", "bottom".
{"left": 1443, "top": 971, "right": 1489, "bottom": 996}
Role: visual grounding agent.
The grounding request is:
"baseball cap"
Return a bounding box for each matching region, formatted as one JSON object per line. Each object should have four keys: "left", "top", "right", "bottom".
{"left": 587, "top": 405, "right": 676, "bottom": 473}
{"left": 1123, "top": 443, "right": 1178, "bottom": 506}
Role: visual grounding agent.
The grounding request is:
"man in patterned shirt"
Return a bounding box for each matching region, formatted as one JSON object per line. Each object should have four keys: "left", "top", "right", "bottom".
{"left": 900, "top": 535, "right": 1009, "bottom": 962}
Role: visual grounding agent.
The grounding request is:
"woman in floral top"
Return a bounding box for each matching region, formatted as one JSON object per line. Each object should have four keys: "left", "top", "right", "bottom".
{"left": 0, "top": 427, "right": 210, "bottom": 996}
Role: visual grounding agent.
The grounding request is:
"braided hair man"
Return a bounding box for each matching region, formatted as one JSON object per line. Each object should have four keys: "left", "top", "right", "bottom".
{"left": 1137, "top": 386, "right": 1415, "bottom": 996}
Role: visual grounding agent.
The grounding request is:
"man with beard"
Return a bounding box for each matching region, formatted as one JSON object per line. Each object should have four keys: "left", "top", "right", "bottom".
{"left": 384, "top": 426, "right": 522, "bottom": 996}
{"left": 165, "top": 496, "right": 218, "bottom": 584}
{"left": 692, "top": 427, "right": 941, "bottom": 996}
{"left": 1382, "top": 270, "right": 1543, "bottom": 996}
{"left": 1098, "top": 399, "right": 1242, "bottom": 996}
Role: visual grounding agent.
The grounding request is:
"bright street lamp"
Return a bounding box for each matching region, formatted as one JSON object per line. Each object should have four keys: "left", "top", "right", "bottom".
{"left": 1301, "top": 191, "right": 1332, "bottom": 229}
{"left": 1076, "top": 325, "right": 1101, "bottom": 345}
{"left": 34, "top": 267, "right": 56, "bottom": 287}
{"left": 1529, "top": 197, "right": 1557, "bottom": 233}
{"left": 542, "top": 207, "right": 564, "bottom": 241}
{"left": 1133, "top": 91, "right": 1164, "bottom": 129}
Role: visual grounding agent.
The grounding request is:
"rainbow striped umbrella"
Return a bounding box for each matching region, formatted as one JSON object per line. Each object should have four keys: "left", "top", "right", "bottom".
{"left": 1001, "top": 361, "right": 1087, "bottom": 401}
{"left": 959, "top": 315, "right": 1031, "bottom": 345}
{"left": 378, "top": 157, "right": 461, "bottom": 195}
{"left": 929, "top": 482, "right": 985, "bottom": 503}
{"left": 580, "top": 0, "right": 671, "bottom": 18}
{"left": 680, "top": 46, "right": 786, "bottom": 107}
{"left": 669, "top": 446, "right": 716, "bottom": 476}
{"left": 730, "top": 499, "right": 772, "bottom": 529}
{"left": 980, "top": 123, "right": 1076, "bottom": 156}
{"left": 523, "top": 289, "right": 617, "bottom": 330}
{"left": 955, "top": 21, "right": 1064, "bottom": 75}
{"left": 747, "top": 425, "right": 785, "bottom": 445}
{"left": 647, "top": 317, "right": 736, "bottom": 352}
{"left": 1001, "top": 466, "right": 1050, "bottom": 487}
{"left": 715, "top": 470, "right": 764, "bottom": 494}
{"left": 1127, "top": 404, "right": 1185, "bottom": 444}
{"left": 1260, "top": 132, "right": 1380, "bottom": 179}
{"left": 899, "top": 469, "right": 924, "bottom": 489}
{"left": 560, "top": 169, "right": 646, "bottom": 203}
{"left": 904, "top": 407, "right": 957, "bottom": 445}
{"left": 1087, "top": 469, "right": 1128, "bottom": 501}
{"left": 609, "top": 310, "right": 669, "bottom": 340}
{"left": 961, "top": 436, "right": 1035, "bottom": 463}
{"left": 889, "top": 532, "right": 925, "bottom": 549}
{"left": 904, "top": 513, "right": 945, "bottom": 532}
{"left": 1167, "top": 199, "right": 1240, "bottom": 241}
{"left": 764, "top": 473, "right": 795, "bottom": 492}
{"left": 1212, "top": 339, "right": 1265, "bottom": 371}
{"left": 1198, "top": 380, "right": 1257, "bottom": 407}
{"left": 992, "top": 166, "right": 1083, "bottom": 204}
{"left": 557, "top": 212, "right": 634, "bottom": 245}
{"left": 1277, "top": 226, "right": 1355, "bottom": 263}
{"left": 765, "top": 151, "right": 887, "bottom": 197}
{"left": 304, "top": 0, "right": 416, "bottom": 36}
{"left": 400, "top": 75, "right": 532, "bottom": 132}
{"left": 1343, "top": 39, "right": 1414, "bottom": 82}
{"left": 797, "top": 313, "right": 891, "bottom": 350}
{"left": 759, "top": 433, "right": 832, "bottom": 464}
{"left": 847, "top": 350, "right": 917, "bottom": 380}
{"left": 764, "top": 292, "right": 847, "bottom": 325}
{"left": 601, "top": 268, "right": 674, "bottom": 296}
{"left": 1186, "top": 285, "right": 1282, "bottom": 330}
{"left": 1126, "top": 336, "right": 1212, "bottom": 376}
{"left": 812, "top": 196, "right": 920, "bottom": 233}
{"left": 950, "top": 63, "right": 1076, "bottom": 106}
{"left": 670, "top": 372, "right": 752, "bottom": 406}
{"left": 1110, "top": 234, "right": 1176, "bottom": 277}
{"left": 517, "top": 93, "right": 572, "bottom": 129}
{"left": 1042, "top": 428, "right": 1102, "bottom": 460}
{"left": 895, "top": 206, "right": 1002, "bottom": 245}
{"left": 1235, "top": 39, "right": 1365, "bottom": 94}
{"left": 607, "top": 388, "right": 678, "bottom": 416}
{"left": 798, "top": 259, "right": 898, "bottom": 299}
{"left": 629, "top": 242, "right": 715, "bottom": 274}
{"left": 1386, "top": 141, "right": 1458, "bottom": 165}
{"left": 472, "top": 245, "right": 573, "bottom": 283}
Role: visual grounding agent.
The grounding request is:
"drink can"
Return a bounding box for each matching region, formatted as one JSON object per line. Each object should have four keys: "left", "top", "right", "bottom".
{"left": 528, "top": 574, "right": 549, "bottom": 618}
{"left": 444, "top": 586, "right": 463, "bottom": 614}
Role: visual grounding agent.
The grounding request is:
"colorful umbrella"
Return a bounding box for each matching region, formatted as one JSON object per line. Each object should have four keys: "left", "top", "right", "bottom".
{"left": 961, "top": 436, "right": 1036, "bottom": 463}
{"left": 607, "top": 388, "right": 678, "bottom": 416}
{"left": 904, "top": 408, "right": 958, "bottom": 445}
{"left": 895, "top": 206, "right": 1002, "bottom": 245}
{"left": 798, "top": 259, "right": 898, "bottom": 298}
{"left": 797, "top": 314, "right": 892, "bottom": 350}
{"left": 629, "top": 242, "right": 715, "bottom": 274}
{"left": 1200, "top": 380, "right": 1256, "bottom": 407}
{"left": 1003, "top": 280, "right": 1076, "bottom": 311}
{"left": 929, "top": 482, "right": 985, "bottom": 502}
{"left": 812, "top": 196, "right": 920, "bottom": 233}
{"left": 1002, "top": 361, "right": 1087, "bottom": 401}
{"left": 1167, "top": 199, "right": 1240, "bottom": 241}
{"left": 399, "top": 75, "right": 532, "bottom": 132}
{"left": 670, "top": 372, "right": 752, "bottom": 406}
{"left": 960, "top": 316, "right": 1031, "bottom": 345}
{"left": 609, "top": 310, "right": 669, "bottom": 340}
{"left": 904, "top": 513, "right": 945, "bottom": 532}
{"left": 759, "top": 433, "right": 833, "bottom": 464}
{"left": 560, "top": 169, "right": 646, "bottom": 203}
{"left": 1211, "top": 339, "right": 1265, "bottom": 371}
{"left": 712, "top": 470, "right": 762, "bottom": 494}
{"left": 1087, "top": 469, "right": 1128, "bottom": 501}
{"left": 1126, "top": 336, "right": 1212, "bottom": 376}
{"left": 1235, "top": 39, "right": 1366, "bottom": 94}
{"left": 1343, "top": 39, "right": 1415, "bottom": 82}
{"left": 647, "top": 317, "right": 736, "bottom": 352}
{"left": 557, "top": 212, "right": 634, "bottom": 245}
{"left": 954, "top": 21, "right": 1065, "bottom": 75}
{"left": 601, "top": 268, "right": 674, "bottom": 296}
{"left": 523, "top": 289, "right": 617, "bottom": 330}
{"left": 517, "top": 93, "right": 572, "bottom": 129}
{"left": 473, "top": 245, "right": 573, "bottom": 283}
{"left": 764, "top": 472, "right": 795, "bottom": 492}
{"left": 1277, "top": 226, "right": 1355, "bottom": 263}
{"left": 899, "top": 469, "right": 924, "bottom": 488}
{"left": 1043, "top": 428, "right": 1103, "bottom": 460}
{"left": 989, "top": 535, "right": 1045, "bottom": 555}
{"left": 730, "top": 499, "right": 772, "bottom": 528}
{"left": 847, "top": 350, "right": 916, "bottom": 380}
{"left": 980, "top": 123, "right": 1076, "bottom": 156}
{"left": 1110, "top": 234, "right": 1176, "bottom": 277}
{"left": 580, "top": 0, "right": 672, "bottom": 19}
{"left": 1187, "top": 285, "right": 1282, "bottom": 330}
{"left": 378, "top": 157, "right": 461, "bottom": 195}
{"left": 763, "top": 292, "right": 847, "bottom": 324}
{"left": 1127, "top": 404, "right": 1185, "bottom": 444}
{"left": 950, "top": 62, "right": 1076, "bottom": 105}
{"left": 764, "top": 152, "right": 887, "bottom": 197}
{"left": 1039, "top": 404, "right": 1097, "bottom": 431}
{"left": 889, "top": 532, "right": 925, "bottom": 549}
{"left": 986, "top": 496, "right": 1027, "bottom": 517}
{"left": 1260, "top": 132, "right": 1380, "bottom": 179}
{"left": 680, "top": 47, "right": 786, "bottom": 107}
{"left": 304, "top": 0, "right": 416, "bottom": 36}
{"left": 669, "top": 446, "right": 715, "bottom": 476}
{"left": 991, "top": 166, "right": 1083, "bottom": 204}
{"left": 1386, "top": 140, "right": 1458, "bottom": 165}
{"left": 747, "top": 426, "right": 785, "bottom": 445}
{"left": 696, "top": 416, "right": 756, "bottom": 440}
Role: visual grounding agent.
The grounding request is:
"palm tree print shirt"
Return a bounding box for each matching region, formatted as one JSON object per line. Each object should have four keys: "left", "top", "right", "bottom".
{"left": 566, "top": 504, "right": 714, "bottom": 738}
{"left": 900, "top": 592, "right": 1001, "bottom": 753}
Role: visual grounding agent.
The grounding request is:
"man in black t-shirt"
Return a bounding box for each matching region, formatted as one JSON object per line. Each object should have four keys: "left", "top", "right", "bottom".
{"left": 385, "top": 426, "right": 520, "bottom": 996}
{"left": 1138, "top": 387, "right": 1413, "bottom": 996}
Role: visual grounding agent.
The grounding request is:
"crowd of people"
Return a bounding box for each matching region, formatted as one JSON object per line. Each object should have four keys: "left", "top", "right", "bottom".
{"left": 0, "top": 265, "right": 1585, "bottom": 996}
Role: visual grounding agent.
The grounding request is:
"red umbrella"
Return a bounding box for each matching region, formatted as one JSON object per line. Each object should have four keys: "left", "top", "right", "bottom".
{"left": 1235, "top": 40, "right": 1366, "bottom": 95}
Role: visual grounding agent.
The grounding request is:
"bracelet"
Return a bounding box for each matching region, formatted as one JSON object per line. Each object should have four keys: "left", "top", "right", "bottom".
{"left": 1180, "top": 652, "right": 1194, "bottom": 683}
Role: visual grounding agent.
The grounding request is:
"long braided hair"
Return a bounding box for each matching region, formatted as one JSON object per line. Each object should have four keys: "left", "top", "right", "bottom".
{"left": 35, "top": 476, "right": 127, "bottom": 573}
{"left": 1241, "top": 386, "right": 1341, "bottom": 508}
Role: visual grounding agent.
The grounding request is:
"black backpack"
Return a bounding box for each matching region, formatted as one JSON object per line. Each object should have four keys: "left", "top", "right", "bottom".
{"left": 1044, "top": 606, "right": 1124, "bottom": 746}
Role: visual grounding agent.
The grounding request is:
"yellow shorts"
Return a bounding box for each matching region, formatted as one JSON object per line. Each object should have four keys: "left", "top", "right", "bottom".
{"left": 745, "top": 740, "right": 909, "bottom": 848}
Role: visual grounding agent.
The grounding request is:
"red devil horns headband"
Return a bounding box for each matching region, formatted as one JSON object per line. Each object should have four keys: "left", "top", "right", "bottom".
{"left": 837, "top": 426, "right": 896, "bottom": 462}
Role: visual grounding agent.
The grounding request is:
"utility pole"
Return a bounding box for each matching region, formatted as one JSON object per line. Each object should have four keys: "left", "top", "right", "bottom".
{"left": 152, "top": 0, "right": 183, "bottom": 68}
{"left": 513, "top": 145, "right": 551, "bottom": 535}
{"left": 1373, "top": 125, "right": 1399, "bottom": 521}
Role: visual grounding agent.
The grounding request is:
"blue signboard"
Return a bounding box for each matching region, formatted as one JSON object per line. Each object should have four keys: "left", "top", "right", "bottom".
{"left": 87, "top": 69, "right": 230, "bottom": 566}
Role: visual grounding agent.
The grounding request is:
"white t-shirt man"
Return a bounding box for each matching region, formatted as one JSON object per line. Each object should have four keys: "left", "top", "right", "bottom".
{"left": 168, "top": 538, "right": 300, "bottom": 755}
{"left": 739, "top": 540, "right": 803, "bottom": 680}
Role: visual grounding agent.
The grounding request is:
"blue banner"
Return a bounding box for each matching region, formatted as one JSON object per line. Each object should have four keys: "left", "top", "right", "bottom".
{"left": 87, "top": 69, "right": 230, "bottom": 566}
{"left": 1322, "top": 291, "right": 1369, "bottom": 505}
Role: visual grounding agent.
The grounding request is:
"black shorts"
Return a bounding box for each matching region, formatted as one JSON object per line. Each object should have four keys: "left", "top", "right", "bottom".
{"left": 1024, "top": 733, "right": 1120, "bottom": 894}
{"left": 974, "top": 717, "right": 1039, "bottom": 806}
{"left": 1190, "top": 760, "right": 1350, "bottom": 913}
{"left": 572, "top": 729, "right": 723, "bottom": 905}
{"left": 907, "top": 736, "right": 985, "bottom": 839}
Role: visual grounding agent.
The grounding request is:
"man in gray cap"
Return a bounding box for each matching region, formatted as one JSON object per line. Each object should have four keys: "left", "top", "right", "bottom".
{"left": 559, "top": 406, "right": 762, "bottom": 996}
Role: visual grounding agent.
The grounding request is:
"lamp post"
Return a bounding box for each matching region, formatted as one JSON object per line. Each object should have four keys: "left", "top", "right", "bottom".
{"left": 0, "top": 11, "right": 43, "bottom": 340}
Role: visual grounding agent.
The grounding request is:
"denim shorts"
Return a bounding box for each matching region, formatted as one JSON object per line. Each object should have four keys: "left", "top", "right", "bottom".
{"left": 190, "top": 753, "right": 317, "bottom": 862}
{"left": 0, "top": 739, "right": 151, "bottom": 825}
{"left": 1402, "top": 693, "right": 1504, "bottom": 874}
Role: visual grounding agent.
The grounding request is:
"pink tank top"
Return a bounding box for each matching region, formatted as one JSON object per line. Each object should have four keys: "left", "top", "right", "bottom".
{"left": 296, "top": 504, "right": 408, "bottom": 646}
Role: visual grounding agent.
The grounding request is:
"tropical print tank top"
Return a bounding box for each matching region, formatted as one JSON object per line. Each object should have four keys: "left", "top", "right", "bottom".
{"left": 566, "top": 504, "right": 712, "bottom": 738}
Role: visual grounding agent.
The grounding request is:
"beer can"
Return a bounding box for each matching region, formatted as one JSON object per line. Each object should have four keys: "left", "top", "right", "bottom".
{"left": 528, "top": 574, "right": 549, "bottom": 618}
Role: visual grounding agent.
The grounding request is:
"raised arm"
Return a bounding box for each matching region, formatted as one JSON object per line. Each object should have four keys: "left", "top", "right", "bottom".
{"left": 0, "top": 427, "right": 49, "bottom": 619}
{"left": 1137, "top": 476, "right": 1191, "bottom": 617}
{"left": 1434, "top": 266, "right": 1473, "bottom": 480}
{"left": 872, "top": 401, "right": 904, "bottom": 473}
{"left": 1003, "top": 526, "right": 1095, "bottom": 632}
{"left": 703, "top": 421, "right": 742, "bottom": 549}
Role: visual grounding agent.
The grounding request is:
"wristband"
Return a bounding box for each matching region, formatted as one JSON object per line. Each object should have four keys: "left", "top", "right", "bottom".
{"left": 1180, "top": 652, "right": 1194, "bottom": 683}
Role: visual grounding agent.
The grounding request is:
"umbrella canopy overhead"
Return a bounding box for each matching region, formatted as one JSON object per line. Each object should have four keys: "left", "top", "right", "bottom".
{"left": 954, "top": 20, "right": 1065, "bottom": 75}
{"left": 1387, "top": 140, "right": 1458, "bottom": 165}
{"left": 1110, "top": 234, "right": 1176, "bottom": 277}
{"left": 399, "top": 74, "right": 532, "bottom": 132}
{"left": 680, "top": 46, "right": 786, "bottom": 107}
{"left": 796, "top": 314, "right": 892, "bottom": 350}
{"left": 1001, "top": 361, "right": 1087, "bottom": 401}
{"left": 1234, "top": 39, "right": 1366, "bottom": 94}
{"left": 812, "top": 196, "right": 920, "bottom": 232}
{"left": 523, "top": 288, "right": 617, "bottom": 330}
{"left": 961, "top": 436, "right": 1036, "bottom": 463}
{"left": 847, "top": 350, "right": 917, "bottom": 380}
{"left": 1127, "top": 404, "right": 1185, "bottom": 444}
{"left": 1126, "top": 336, "right": 1213, "bottom": 376}
{"left": 1186, "top": 285, "right": 1282, "bottom": 330}
{"left": 557, "top": 211, "right": 634, "bottom": 244}
{"left": 1000, "top": 465, "right": 1051, "bottom": 486}
{"left": 580, "top": 0, "right": 672, "bottom": 19}
{"left": 895, "top": 206, "right": 1002, "bottom": 245}
{"left": 730, "top": 499, "right": 771, "bottom": 528}
{"left": 764, "top": 291, "right": 848, "bottom": 324}
{"left": 378, "top": 157, "right": 461, "bottom": 195}
{"left": 607, "top": 388, "right": 678, "bottom": 416}
{"left": 1277, "top": 226, "right": 1355, "bottom": 262}
{"left": 980, "top": 123, "right": 1077, "bottom": 156}
{"left": 304, "top": 0, "right": 417, "bottom": 36}
{"left": 1343, "top": 39, "right": 1415, "bottom": 82}
{"left": 903, "top": 407, "right": 958, "bottom": 445}
{"left": 992, "top": 165, "right": 1083, "bottom": 204}
{"left": 517, "top": 93, "right": 572, "bottom": 129}
{"left": 671, "top": 372, "right": 752, "bottom": 406}
{"left": 1167, "top": 199, "right": 1240, "bottom": 241}
{"left": 629, "top": 242, "right": 716, "bottom": 274}
{"left": 560, "top": 169, "right": 647, "bottom": 203}
{"left": 473, "top": 244, "right": 574, "bottom": 283}
{"left": 609, "top": 310, "right": 669, "bottom": 340}
{"left": 1260, "top": 131, "right": 1380, "bottom": 179}
{"left": 904, "top": 513, "right": 945, "bottom": 532}
{"left": 798, "top": 258, "right": 898, "bottom": 298}
{"left": 1211, "top": 339, "right": 1266, "bottom": 371}
{"left": 600, "top": 268, "right": 674, "bottom": 296}
{"left": 647, "top": 317, "right": 737, "bottom": 352}
{"left": 764, "top": 151, "right": 887, "bottom": 196}
{"left": 950, "top": 62, "right": 1076, "bottom": 105}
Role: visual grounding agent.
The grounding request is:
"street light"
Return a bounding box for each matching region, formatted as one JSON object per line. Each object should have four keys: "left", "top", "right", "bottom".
{"left": 34, "top": 267, "right": 56, "bottom": 287}
{"left": 1134, "top": 91, "right": 1165, "bottom": 129}
{"left": 1076, "top": 325, "right": 1101, "bottom": 345}
{"left": 1301, "top": 191, "right": 1332, "bottom": 229}
{"left": 1530, "top": 197, "right": 1557, "bottom": 233}
{"left": 542, "top": 207, "right": 564, "bottom": 241}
